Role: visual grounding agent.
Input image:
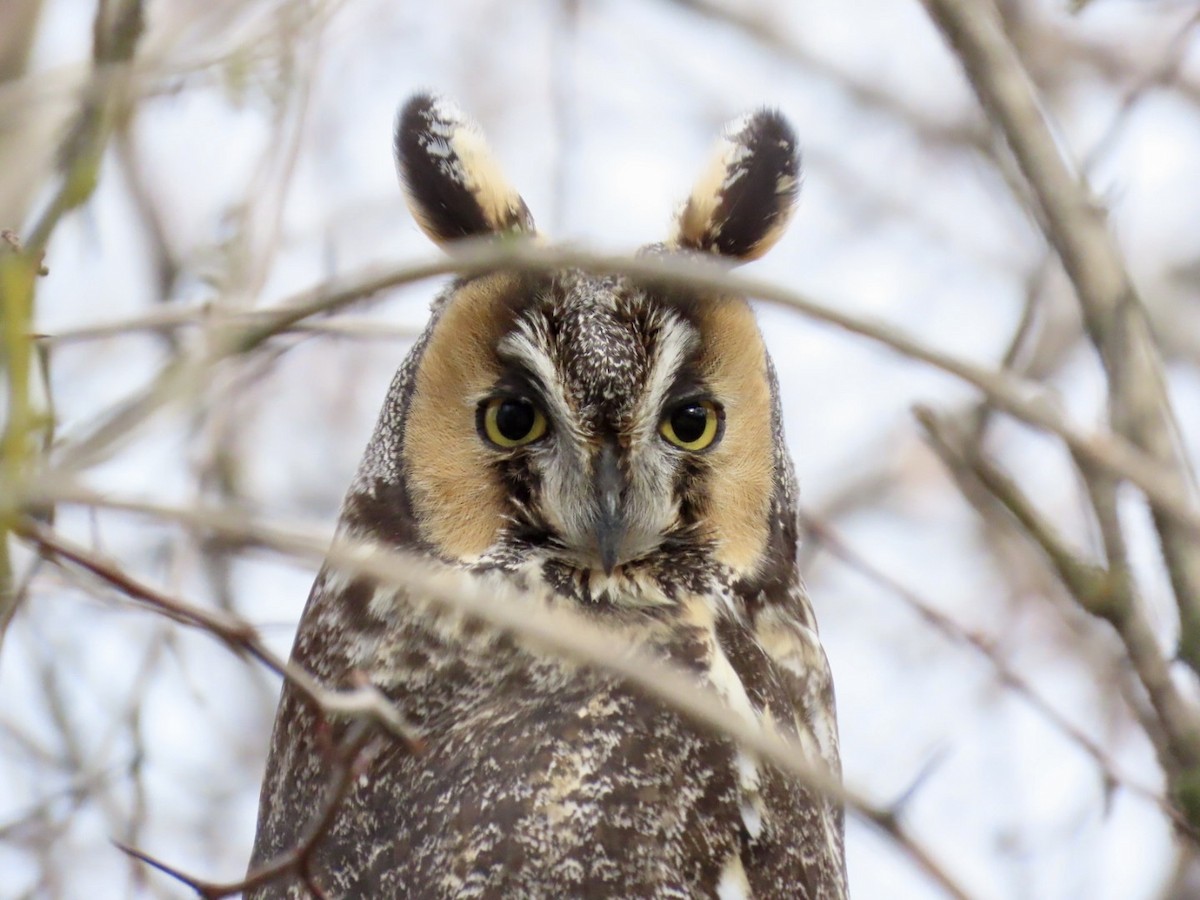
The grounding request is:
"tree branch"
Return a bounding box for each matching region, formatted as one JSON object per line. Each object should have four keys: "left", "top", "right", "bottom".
{"left": 116, "top": 720, "right": 380, "bottom": 900}
{"left": 34, "top": 241, "right": 1200, "bottom": 542}
{"left": 917, "top": 408, "right": 1200, "bottom": 800}
{"left": 799, "top": 507, "right": 1191, "bottom": 835}
{"left": 16, "top": 518, "right": 423, "bottom": 752}
{"left": 919, "top": 0, "right": 1200, "bottom": 679}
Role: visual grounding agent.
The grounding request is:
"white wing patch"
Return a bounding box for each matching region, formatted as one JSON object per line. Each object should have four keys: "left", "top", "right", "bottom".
{"left": 716, "top": 850, "right": 753, "bottom": 900}
{"left": 683, "top": 595, "right": 771, "bottom": 849}
{"left": 633, "top": 313, "right": 697, "bottom": 447}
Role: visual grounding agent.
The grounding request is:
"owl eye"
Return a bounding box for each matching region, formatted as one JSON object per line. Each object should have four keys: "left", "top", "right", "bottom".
{"left": 660, "top": 400, "right": 722, "bottom": 451}
{"left": 480, "top": 397, "right": 548, "bottom": 448}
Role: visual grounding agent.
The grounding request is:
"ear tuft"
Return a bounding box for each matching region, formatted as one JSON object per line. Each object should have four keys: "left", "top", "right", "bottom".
{"left": 395, "top": 93, "right": 536, "bottom": 246}
{"left": 671, "top": 109, "right": 800, "bottom": 262}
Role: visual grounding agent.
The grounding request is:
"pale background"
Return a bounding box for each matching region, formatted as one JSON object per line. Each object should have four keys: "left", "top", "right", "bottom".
{"left": 2, "top": 1, "right": 1200, "bottom": 897}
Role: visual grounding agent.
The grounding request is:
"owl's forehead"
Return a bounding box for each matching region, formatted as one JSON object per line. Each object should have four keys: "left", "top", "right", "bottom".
{"left": 517, "top": 272, "right": 687, "bottom": 420}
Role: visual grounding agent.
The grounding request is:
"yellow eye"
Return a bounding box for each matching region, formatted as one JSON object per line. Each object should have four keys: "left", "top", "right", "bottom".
{"left": 660, "top": 400, "right": 722, "bottom": 451}
{"left": 480, "top": 397, "right": 547, "bottom": 448}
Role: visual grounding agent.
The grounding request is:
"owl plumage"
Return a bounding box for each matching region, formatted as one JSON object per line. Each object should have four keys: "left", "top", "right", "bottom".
{"left": 249, "top": 94, "right": 846, "bottom": 898}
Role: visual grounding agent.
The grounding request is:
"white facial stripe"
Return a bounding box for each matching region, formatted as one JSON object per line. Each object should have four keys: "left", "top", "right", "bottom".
{"left": 633, "top": 312, "right": 698, "bottom": 445}
{"left": 495, "top": 305, "right": 696, "bottom": 569}
{"left": 496, "top": 320, "right": 593, "bottom": 543}
{"left": 497, "top": 323, "right": 582, "bottom": 445}
{"left": 715, "top": 850, "right": 753, "bottom": 900}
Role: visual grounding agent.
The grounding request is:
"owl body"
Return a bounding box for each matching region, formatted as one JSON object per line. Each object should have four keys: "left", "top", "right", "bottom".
{"left": 250, "top": 95, "right": 846, "bottom": 898}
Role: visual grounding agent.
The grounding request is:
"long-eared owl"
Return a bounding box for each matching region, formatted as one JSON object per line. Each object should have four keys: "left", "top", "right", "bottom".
{"left": 249, "top": 93, "right": 847, "bottom": 898}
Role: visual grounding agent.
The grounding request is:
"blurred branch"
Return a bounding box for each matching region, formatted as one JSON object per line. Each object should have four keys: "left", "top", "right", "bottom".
{"left": 33, "top": 490, "right": 975, "bottom": 900}
{"left": 38, "top": 242, "right": 1200, "bottom": 543}
{"left": 1078, "top": 9, "right": 1200, "bottom": 173}
{"left": 800, "top": 507, "right": 1191, "bottom": 835}
{"left": 0, "top": 759, "right": 128, "bottom": 842}
{"left": 25, "top": 0, "right": 144, "bottom": 256}
{"left": 17, "top": 519, "right": 423, "bottom": 751}
{"left": 0, "top": 0, "right": 44, "bottom": 85}
{"left": 218, "top": 3, "right": 322, "bottom": 309}
{"left": 2, "top": 0, "right": 146, "bottom": 652}
{"left": 0, "top": 229, "right": 48, "bottom": 647}
{"left": 34, "top": 306, "right": 422, "bottom": 344}
{"left": 114, "top": 123, "right": 181, "bottom": 308}
{"left": 118, "top": 720, "right": 380, "bottom": 900}
{"left": 1036, "top": 10, "right": 1200, "bottom": 110}
{"left": 918, "top": 408, "right": 1200, "bottom": 825}
{"left": 663, "top": 0, "right": 990, "bottom": 154}
{"left": 920, "top": 0, "right": 1200, "bottom": 675}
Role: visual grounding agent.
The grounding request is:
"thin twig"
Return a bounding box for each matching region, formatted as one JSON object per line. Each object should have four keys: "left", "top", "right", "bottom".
{"left": 33, "top": 306, "right": 421, "bottom": 344}
{"left": 919, "top": 0, "right": 1200, "bottom": 680}
{"left": 917, "top": 408, "right": 1200, "bottom": 787}
{"left": 17, "top": 519, "right": 423, "bottom": 751}
{"left": 35, "top": 241, "right": 1199, "bottom": 540}
{"left": 664, "top": 0, "right": 990, "bottom": 155}
{"left": 25, "top": 0, "right": 145, "bottom": 256}
{"left": 116, "top": 721, "right": 379, "bottom": 900}
{"left": 800, "top": 507, "right": 1192, "bottom": 836}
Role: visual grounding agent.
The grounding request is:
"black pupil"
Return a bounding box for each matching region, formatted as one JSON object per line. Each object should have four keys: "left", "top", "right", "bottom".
{"left": 671, "top": 404, "right": 709, "bottom": 444}
{"left": 495, "top": 399, "right": 536, "bottom": 441}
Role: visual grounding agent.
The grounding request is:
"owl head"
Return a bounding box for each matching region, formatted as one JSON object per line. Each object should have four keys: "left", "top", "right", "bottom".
{"left": 347, "top": 93, "right": 802, "bottom": 604}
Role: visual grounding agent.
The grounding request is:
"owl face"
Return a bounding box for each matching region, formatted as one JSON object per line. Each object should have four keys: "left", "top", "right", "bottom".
{"left": 390, "top": 94, "right": 800, "bottom": 594}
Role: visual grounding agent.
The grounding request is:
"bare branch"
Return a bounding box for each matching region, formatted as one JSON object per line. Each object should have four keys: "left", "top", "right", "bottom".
{"left": 116, "top": 721, "right": 380, "bottom": 900}
{"left": 16, "top": 519, "right": 423, "bottom": 751}
{"left": 800, "top": 506, "right": 1194, "bottom": 837}
{"left": 25, "top": 0, "right": 145, "bottom": 255}
{"left": 36, "top": 242, "right": 1200, "bottom": 541}
{"left": 917, "top": 408, "right": 1200, "bottom": 792}
{"left": 664, "top": 0, "right": 990, "bottom": 155}
{"left": 919, "top": 0, "right": 1200, "bottom": 677}
{"left": 33, "top": 307, "right": 421, "bottom": 345}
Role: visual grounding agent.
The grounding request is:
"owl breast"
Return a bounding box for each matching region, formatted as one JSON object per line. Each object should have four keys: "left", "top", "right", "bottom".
{"left": 255, "top": 568, "right": 842, "bottom": 897}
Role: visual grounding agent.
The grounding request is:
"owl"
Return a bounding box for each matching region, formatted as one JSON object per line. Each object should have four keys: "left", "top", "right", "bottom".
{"left": 248, "top": 94, "right": 846, "bottom": 898}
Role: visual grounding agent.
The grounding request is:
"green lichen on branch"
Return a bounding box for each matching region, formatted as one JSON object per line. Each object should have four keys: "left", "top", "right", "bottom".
{"left": 0, "top": 230, "right": 45, "bottom": 644}
{"left": 0, "top": 0, "right": 146, "bottom": 647}
{"left": 26, "top": 0, "right": 145, "bottom": 254}
{"left": 1171, "top": 768, "right": 1200, "bottom": 833}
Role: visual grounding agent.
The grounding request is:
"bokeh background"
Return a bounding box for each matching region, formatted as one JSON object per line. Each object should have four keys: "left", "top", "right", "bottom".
{"left": 3, "top": 0, "right": 1200, "bottom": 897}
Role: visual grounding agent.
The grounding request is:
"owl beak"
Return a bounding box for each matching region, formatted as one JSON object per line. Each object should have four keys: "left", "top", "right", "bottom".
{"left": 592, "top": 443, "right": 627, "bottom": 575}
